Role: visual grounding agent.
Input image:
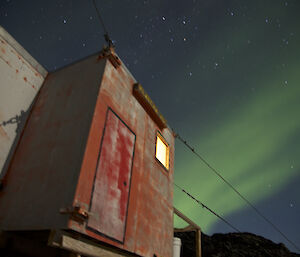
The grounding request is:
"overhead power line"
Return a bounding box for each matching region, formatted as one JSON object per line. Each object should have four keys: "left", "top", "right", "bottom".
{"left": 174, "top": 183, "right": 240, "bottom": 233}
{"left": 174, "top": 131, "right": 300, "bottom": 252}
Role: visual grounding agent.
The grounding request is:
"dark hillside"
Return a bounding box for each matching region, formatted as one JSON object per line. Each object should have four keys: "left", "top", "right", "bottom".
{"left": 175, "top": 231, "right": 300, "bottom": 257}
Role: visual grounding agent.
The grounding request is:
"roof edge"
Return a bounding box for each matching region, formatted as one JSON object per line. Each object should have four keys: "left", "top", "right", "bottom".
{"left": 0, "top": 26, "right": 48, "bottom": 78}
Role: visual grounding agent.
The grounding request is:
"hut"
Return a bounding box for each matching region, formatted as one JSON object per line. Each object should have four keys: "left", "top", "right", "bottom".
{"left": 0, "top": 26, "right": 175, "bottom": 257}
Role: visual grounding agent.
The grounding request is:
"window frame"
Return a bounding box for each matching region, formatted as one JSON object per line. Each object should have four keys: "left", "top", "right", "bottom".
{"left": 155, "top": 131, "right": 170, "bottom": 171}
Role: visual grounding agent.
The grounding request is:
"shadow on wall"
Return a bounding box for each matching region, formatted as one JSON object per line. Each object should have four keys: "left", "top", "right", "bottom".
{"left": 0, "top": 110, "right": 27, "bottom": 130}
{"left": 0, "top": 107, "right": 31, "bottom": 188}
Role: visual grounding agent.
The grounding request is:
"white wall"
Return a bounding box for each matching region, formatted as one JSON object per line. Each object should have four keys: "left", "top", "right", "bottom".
{"left": 0, "top": 26, "right": 47, "bottom": 178}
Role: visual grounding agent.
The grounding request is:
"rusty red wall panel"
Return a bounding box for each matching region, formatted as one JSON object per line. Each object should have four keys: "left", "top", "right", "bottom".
{"left": 87, "top": 108, "right": 135, "bottom": 243}
{"left": 71, "top": 59, "right": 175, "bottom": 257}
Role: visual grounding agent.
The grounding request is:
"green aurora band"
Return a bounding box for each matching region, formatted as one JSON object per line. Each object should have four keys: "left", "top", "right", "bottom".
{"left": 173, "top": 66, "right": 300, "bottom": 232}
{"left": 170, "top": 2, "right": 300, "bottom": 231}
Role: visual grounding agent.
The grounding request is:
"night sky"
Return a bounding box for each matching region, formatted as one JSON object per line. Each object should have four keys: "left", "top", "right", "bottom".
{"left": 1, "top": 0, "right": 300, "bottom": 253}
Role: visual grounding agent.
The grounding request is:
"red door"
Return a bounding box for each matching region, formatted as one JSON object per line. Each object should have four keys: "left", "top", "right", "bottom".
{"left": 87, "top": 108, "right": 135, "bottom": 243}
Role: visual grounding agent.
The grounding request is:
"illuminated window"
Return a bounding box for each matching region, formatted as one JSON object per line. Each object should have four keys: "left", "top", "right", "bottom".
{"left": 155, "top": 133, "right": 169, "bottom": 170}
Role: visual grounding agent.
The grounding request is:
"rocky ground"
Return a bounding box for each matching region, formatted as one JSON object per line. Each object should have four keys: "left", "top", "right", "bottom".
{"left": 175, "top": 231, "right": 300, "bottom": 257}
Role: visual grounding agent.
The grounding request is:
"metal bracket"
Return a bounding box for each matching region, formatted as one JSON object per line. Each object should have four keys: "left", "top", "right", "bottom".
{"left": 60, "top": 205, "right": 89, "bottom": 223}
{"left": 98, "top": 46, "right": 121, "bottom": 69}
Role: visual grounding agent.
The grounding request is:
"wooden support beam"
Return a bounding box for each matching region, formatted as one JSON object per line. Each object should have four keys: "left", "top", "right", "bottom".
{"left": 174, "top": 207, "right": 202, "bottom": 257}
{"left": 174, "top": 207, "right": 201, "bottom": 230}
{"left": 195, "top": 228, "right": 201, "bottom": 257}
{"left": 174, "top": 225, "right": 195, "bottom": 233}
{"left": 48, "top": 230, "right": 137, "bottom": 257}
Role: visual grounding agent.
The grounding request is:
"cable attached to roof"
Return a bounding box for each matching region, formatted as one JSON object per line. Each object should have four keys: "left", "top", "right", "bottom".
{"left": 92, "top": 0, "right": 114, "bottom": 48}
{"left": 173, "top": 130, "right": 300, "bottom": 252}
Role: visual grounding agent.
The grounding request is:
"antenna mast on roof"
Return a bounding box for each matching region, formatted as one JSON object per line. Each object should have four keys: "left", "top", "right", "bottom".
{"left": 92, "top": 0, "right": 114, "bottom": 48}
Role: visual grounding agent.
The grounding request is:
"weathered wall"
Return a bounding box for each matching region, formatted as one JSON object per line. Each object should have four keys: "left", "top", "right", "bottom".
{"left": 0, "top": 26, "right": 47, "bottom": 178}
{"left": 72, "top": 56, "right": 175, "bottom": 257}
{"left": 0, "top": 54, "right": 106, "bottom": 230}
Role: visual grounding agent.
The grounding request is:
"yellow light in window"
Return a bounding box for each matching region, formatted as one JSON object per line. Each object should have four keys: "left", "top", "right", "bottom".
{"left": 156, "top": 133, "right": 169, "bottom": 170}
